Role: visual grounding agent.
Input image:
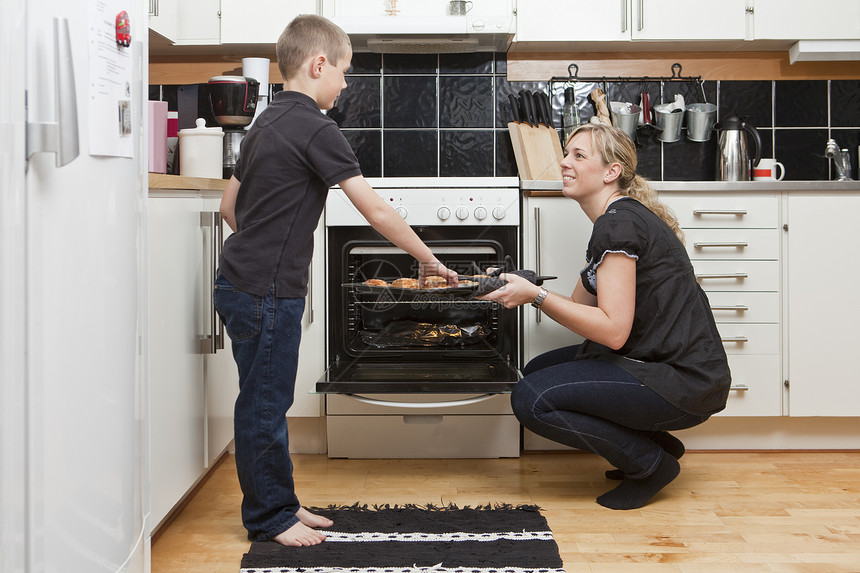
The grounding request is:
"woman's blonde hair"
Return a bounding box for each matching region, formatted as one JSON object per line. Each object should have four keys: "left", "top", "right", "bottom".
{"left": 569, "top": 123, "right": 684, "bottom": 244}
{"left": 276, "top": 15, "right": 352, "bottom": 81}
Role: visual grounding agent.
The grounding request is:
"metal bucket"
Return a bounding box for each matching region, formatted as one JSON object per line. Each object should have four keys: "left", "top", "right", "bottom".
{"left": 654, "top": 104, "right": 684, "bottom": 143}
{"left": 686, "top": 103, "right": 717, "bottom": 142}
{"left": 609, "top": 101, "right": 640, "bottom": 141}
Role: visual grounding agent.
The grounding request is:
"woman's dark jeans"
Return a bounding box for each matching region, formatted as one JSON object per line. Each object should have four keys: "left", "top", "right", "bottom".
{"left": 213, "top": 273, "right": 305, "bottom": 541}
{"left": 512, "top": 345, "right": 708, "bottom": 478}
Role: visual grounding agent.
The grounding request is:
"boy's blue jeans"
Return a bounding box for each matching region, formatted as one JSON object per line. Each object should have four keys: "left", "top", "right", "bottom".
{"left": 213, "top": 272, "right": 305, "bottom": 541}
{"left": 512, "top": 345, "right": 708, "bottom": 479}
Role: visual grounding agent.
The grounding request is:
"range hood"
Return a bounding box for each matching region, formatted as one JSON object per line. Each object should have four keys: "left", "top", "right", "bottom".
{"left": 325, "top": 0, "right": 515, "bottom": 54}
{"left": 789, "top": 40, "right": 860, "bottom": 64}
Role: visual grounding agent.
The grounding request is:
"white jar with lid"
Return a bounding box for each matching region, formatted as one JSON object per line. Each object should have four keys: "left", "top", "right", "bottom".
{"left": 178, "top": 118, "right": 223, "bottom": 179}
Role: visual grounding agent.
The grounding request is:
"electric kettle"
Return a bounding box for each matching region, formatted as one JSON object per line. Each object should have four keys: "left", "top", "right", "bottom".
{"left": 715, "top": 115, "right": 762, "bottom": 181}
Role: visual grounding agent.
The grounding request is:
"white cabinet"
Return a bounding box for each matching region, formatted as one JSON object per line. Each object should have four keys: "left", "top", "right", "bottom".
{"left": 288, "top": 219, "right": 326, "bottom": 417}
{"left": 516, "top": 0, "right": 747, "bottom": 43}
{"left": 664, "top": 192, "right": 783, "bottom": 417}
{"left": 753, "top": 0, "right": 860, "bottom": 40}
{"left": 148, "top": 0, "right": 220, "bottom": 45}
{"left": 148, "top": 192, "right": 238, "bottom": 529}
{"left": 786, "top": 193, "right": 860, "bottom": 416}
{"left": 221, "top": 0, "right": 319, "bottom": 44}
{"left": 520, "top": 195, "right": 593, "bottom": 365}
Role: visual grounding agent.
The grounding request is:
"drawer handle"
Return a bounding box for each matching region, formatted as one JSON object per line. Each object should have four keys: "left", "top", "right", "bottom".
{"left": 721, "top": 336, "right": 749, "bottom": 343}
{"left": 696, "top": 273, "right": 748, "bottom": 280}
{"left": 693, "top": 209, "right": 748, "bottom": 216}
{"left": 694, "top": 242, "right": 749, "bottom": 248}
{"left": 711, "top": 305, "right": 749, "bottom": 311}
{"left": 730, "top": 384, "right": 749, "bottom": 392}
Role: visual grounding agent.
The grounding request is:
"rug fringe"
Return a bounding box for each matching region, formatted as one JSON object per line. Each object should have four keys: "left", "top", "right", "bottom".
{"left": 310, "top": 502, "right": 543, "bottom": 512}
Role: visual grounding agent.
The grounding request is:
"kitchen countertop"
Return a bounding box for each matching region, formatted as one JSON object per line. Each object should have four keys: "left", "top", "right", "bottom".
{"left": 148, "top": 173, "right": 228, "bottom": 191}
{"left": 522, "top": 179, "right": 860, "bottom": 195}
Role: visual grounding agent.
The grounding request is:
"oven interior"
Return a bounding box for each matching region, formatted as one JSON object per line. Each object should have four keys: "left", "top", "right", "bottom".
{"left": 319, "top": 226, "right": 520, "bottom": 393}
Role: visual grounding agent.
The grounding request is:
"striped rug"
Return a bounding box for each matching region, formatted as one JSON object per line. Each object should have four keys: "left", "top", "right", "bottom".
{"left": 239, "top": 504, "right": 565, "bottom": 573}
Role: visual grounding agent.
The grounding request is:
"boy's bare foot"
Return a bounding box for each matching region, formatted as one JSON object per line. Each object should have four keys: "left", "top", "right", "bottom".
{"left": 297, "top": 507, "right": 334, "bottom": 528}
{"left": 272, "top": 521, "right": 327, "bottom": 547}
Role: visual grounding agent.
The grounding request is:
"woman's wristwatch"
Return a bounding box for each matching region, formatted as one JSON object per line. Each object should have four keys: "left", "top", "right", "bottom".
{"left": 531, "top": 287, "right": 548, "bottom": 309}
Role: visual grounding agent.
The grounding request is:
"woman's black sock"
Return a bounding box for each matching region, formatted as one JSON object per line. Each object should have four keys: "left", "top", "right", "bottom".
{"left": 605, "top": 431, "right": 685, "bottom": 480}
{"left": 596, "top": 454, "right": 680, "bottom": 510}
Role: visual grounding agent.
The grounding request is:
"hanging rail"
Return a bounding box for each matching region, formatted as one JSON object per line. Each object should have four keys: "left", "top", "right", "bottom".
{"left": 551, "top": 62, "right": 702, "bottom": 85}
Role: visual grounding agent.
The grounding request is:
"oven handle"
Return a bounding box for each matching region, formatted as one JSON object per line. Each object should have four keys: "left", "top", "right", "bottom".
{"left": 345, "top": 393, "right": 500, "bottom": 409}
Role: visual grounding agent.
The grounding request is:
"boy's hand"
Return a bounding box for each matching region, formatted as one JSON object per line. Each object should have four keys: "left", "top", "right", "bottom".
{"left": 418, "top": 261, "right": 459, "bottom": 288}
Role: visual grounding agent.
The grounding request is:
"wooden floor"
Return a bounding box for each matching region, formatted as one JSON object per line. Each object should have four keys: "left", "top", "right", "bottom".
{"left": 152, "top": 451, "right": 860, "bottom": 573}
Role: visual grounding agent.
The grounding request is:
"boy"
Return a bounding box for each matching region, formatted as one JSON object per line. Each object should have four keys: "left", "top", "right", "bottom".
{"left": 213, "top": 15, "right": 458, "bottom": 547}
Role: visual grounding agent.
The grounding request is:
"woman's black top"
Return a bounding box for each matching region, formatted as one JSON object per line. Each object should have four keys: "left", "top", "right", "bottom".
{"left": 576, "top": 197, "right": 732, "bottom": 416}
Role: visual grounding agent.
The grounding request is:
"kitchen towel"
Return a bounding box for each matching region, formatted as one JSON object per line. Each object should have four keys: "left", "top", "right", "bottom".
{"left": 239, "top": 504, "right": 564, "bottom": 573}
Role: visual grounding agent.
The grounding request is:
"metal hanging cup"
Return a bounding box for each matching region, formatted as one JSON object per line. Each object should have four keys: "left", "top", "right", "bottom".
{"left": 653, "top": 104, "right": 684, "bottom": 143}
{"left": 686, "top": 103, "right": 717, "bottom": 142}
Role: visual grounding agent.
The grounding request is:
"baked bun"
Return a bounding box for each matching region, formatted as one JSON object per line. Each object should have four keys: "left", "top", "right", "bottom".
{"left": 423, "top": 275, "right": 449, "bottom": 288}
{"left": 390, "top": 277, "right": 419, "bottom": 289}
{"left": 363, "top": 278, "right": 389, "bottom": 287}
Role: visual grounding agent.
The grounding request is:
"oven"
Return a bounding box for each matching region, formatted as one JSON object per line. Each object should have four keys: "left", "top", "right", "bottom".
{"left": 318, "top": 177, "right": 522, "bottom": 458}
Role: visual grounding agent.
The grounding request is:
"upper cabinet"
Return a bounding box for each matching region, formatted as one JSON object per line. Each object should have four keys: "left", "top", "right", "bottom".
{"left": 148, "top": 0, "right": 220, "bottom": 45}
{"left": 516, "top": 0, "right": 748, "bottom": 43}
{"left": 752, "top": 0, "right": 860, "bottom": 40}
{"left": 221, "top": 0, "right": 319, "bottom": 44}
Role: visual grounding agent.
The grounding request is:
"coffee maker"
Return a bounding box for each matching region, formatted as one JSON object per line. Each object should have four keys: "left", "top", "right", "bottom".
{"left": 208, "top": 76, "right": 260, "bottom": 179}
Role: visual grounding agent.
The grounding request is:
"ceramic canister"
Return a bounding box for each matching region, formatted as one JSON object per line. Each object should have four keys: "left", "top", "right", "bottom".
{"left": 178, "top": 118, "right": 223, "bottom": 179}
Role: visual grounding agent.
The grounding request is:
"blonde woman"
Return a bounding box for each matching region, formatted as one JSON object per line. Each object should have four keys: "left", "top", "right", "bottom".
{"left": 480, "top": 123, "right": 730, "bottom": 510}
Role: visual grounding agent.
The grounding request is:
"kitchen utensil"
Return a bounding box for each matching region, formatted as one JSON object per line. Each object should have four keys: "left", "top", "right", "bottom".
{"left": 653, "top": 104, "right": 684, "bottom": 142}
{"left": 505, "top": 98, "right": 532, "bottom": 180}
{"left": 449, "top": 0, "right": 472, "bottom": 15}
{"left": 686, "top": 102, "right": 717, "bottom": 142}
{"left": 752, "top": 158, "right": 785, "bottom": 181}
{"left": 716, "top": 115, "right": 762, "bottom": 181}
{"left": 178, "top": 118, "right": 223, "bottom": 179}
{"left": 609, "top": 101, "right": 640, "bottom": 141}
{"left": 516, "top": 90, "right": 562, "bottom": 181}
{"left": 640, "top": 90, "right": 652, "bottom": 126}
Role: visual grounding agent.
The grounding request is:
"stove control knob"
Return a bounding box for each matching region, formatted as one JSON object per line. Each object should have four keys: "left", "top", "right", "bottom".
{"left": 455, "top": 206, "right": 469, "bottom": 220}
{"left": 437, "top": 206, "right": 451, "bottom": 221}
{"left": 474, "top": 206, "right": 487, "bottom": 220}
{"left": 492, "top": 206, "right": 507, "bottom": 220}
{"left": 395, "top": 206, "right": 408, "bottom": 219}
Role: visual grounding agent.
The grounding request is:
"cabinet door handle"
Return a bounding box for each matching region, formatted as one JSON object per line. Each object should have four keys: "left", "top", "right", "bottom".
{"left": 694, "top": 242, "right": 749, "bottom": 248}
{"left": 621, "top": 0, "right": 628, "bottom": 32}
{"left": 638, "top": 0, "right": 644, "bottom": 31}
{"left": 696, "top": 273, "right": 748, "bottom": 280}
{"left": 721, "top": 336, "right": 749, "bottom": 343}
{"left": 710, "top": 305, "right": 749, "bottom": 311}
{"left": 199, "top": 211, "right": 223, "bottom": 354}
{"left": 730, "top": 384, "right": 749, "bottom": 392}
{"left": 692, "top": 209, "right": 748, "bottom": 216}
{"left": 534, "top": 207, "right": 542, "bottom": 323}
{"left": 307, "top": 259, "right": 314, "bottom": 324}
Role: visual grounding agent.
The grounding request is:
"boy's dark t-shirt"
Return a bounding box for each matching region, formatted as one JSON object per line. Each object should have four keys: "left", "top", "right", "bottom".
{"left": 220, "top": 91, "right": 362, "bottom": 298}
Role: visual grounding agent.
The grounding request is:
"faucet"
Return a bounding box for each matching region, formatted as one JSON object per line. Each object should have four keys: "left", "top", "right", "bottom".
{"left": 825, "top": 139, "right": 854, "bottom": 181}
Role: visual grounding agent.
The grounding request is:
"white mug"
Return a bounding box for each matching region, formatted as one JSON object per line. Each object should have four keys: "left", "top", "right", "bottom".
{"left": 752, "top": 158, "right": 785, "bottom": 181}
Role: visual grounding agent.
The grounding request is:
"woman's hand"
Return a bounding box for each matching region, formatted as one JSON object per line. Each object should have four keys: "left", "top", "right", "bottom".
{"left": 477, "top": 272, "right": 541, "bottom": 308}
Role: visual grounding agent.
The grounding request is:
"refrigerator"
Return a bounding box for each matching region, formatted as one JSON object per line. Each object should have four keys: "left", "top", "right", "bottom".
{"left": 1, "top": 0, "right": 149, "bottom": 572}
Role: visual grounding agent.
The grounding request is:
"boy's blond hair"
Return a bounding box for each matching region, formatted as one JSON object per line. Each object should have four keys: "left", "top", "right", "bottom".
{"left": 276, "top": 15, "right": 352, "bottom": 81}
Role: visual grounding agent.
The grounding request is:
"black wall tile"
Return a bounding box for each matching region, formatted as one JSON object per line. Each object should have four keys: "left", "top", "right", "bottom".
{"left": 330, "top": 76, "right": 381, "bottom": 128}
{"left": 349, "top": 53, "right": 382, "bottom": 74}
{"left": 343, "top": 130, "right": 382, "bottom": 178}
{"left": 831, "top": 80, "right": 860, "bottom": 127}
{"left": 663, "top": 137, "right": 718, "bottom": 181}
{"left": 383, "top": 131, "right": 437, "bottom": 176}
{"left": 441, "top": 131, "right": 494, "bottom": 176}
{"left": 383, "top": 53, "right": 437, "bottom": 74}
{"left": 495, "top": 131, "right": 517, "bottom": 177}
{"left": 384, "top": 76, "right": 437, "bottom": 128}
{"left": 440, "top": 76, "right": 493, "bottom": 128}
{"left": 440, "top": 52, "right": 494, "bottom": 74}
{"left": 775, "top": 80, "right": 828, "bottom": 127}
{"left": 719, "top": 80, "right": 773, "bottom": 128}
{"left": 774, "top": 128, "right": 829, "bottom": 180}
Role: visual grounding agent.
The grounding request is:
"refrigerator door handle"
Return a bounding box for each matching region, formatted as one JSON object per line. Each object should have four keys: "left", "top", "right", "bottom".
{"left": 200, "top": 211, "right": 224, "bottom": 354}
{"left": 26, "top": 18, "right": 80, "bottom": 167}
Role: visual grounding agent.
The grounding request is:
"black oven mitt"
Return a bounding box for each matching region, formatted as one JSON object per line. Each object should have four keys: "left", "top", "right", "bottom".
{"left": 470, "top": 255, "right": 544, "bottom": 298}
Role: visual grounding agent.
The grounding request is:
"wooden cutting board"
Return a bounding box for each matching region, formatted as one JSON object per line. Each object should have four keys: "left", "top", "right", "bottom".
{"left": 519, "top": 122, "right": 562, "bottom": 181}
